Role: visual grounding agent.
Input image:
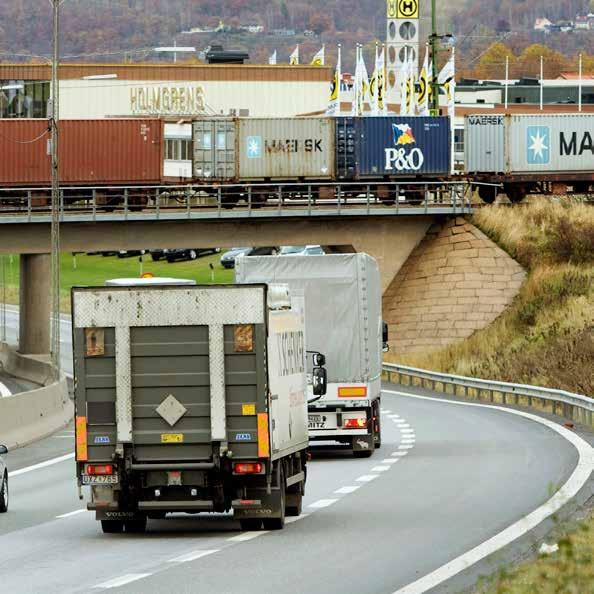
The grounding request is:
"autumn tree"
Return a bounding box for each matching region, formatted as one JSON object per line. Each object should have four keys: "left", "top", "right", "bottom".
{"left": 518, "top": 44, "right": 568, "bottom": 78}
{"left": 474, "top": 42, "right": 516, "bottom": 80}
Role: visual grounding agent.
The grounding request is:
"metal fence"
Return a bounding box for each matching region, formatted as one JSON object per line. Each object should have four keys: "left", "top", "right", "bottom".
{"left": 383, "top": 362, "right": 594, "bottom": 428}
{"left": 0, "top": 180, "right": 478, "bottom": 223}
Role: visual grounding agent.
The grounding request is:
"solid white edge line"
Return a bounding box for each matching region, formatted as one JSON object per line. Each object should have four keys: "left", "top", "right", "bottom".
{"left": 10, "top": 452, "right": 75, "bottom": 477}
{"left": 168, "top": 549, "right": 219, "bottom": 564}
{"left": 56, "top": 508, "right": 87, "bottom": 519}
{"left": 384, "top": 388, "right": 594, "bottom": 594}
{"left": 94, "top": 573, "right": 152, "bottom": 589}
{"left": 0, "top": 381, "right": 12, "bottom": 398}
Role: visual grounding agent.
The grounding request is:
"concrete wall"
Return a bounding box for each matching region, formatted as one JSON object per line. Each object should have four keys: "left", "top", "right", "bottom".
{"left": 0, "top": 344, "right": 72, "bottom": 450}
{"left": 383, "top": 217, "right": 525, "bottom": 355}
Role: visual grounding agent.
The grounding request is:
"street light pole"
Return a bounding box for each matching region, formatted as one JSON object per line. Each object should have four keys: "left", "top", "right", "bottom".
{"left": 50, "top": 0, "right": 61, "bottom": 377}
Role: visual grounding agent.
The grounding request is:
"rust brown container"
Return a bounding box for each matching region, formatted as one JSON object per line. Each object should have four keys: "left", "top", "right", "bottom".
{"left": 0, "top": 119, "right": 163, "bottom": 186}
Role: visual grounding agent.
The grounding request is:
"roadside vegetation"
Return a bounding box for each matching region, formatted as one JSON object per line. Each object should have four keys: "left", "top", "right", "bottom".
{"left": 386, "top": 199, "right": 593, "bottom": 593}
{"left": 0, "top": 251, "right": 233, "bottom": 313}
{"left": 392, "top": 200, "right": 594, "bottom": 396}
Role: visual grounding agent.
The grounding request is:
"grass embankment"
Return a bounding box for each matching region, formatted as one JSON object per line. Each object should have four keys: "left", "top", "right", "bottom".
{"left": 0, "top": 251, "right": 234, "bottom": 313}
{"left": 390, "top": 201, "right": 594, "bottom": 396}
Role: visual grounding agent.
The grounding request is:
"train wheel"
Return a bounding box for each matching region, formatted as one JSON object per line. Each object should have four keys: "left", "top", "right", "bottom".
{"left": 504, "top": 184, "right": 527, "bottom": 204}
{"left": 477, "top": 185, "right": 497, "bottom": 204}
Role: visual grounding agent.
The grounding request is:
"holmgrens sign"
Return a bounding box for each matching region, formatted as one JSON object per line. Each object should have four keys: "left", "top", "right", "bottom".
{"left": 384, "top": 123, "right": 425, "bottom": 171}
{"left": 130, "top": 85, "right": 205, "bottom": 115}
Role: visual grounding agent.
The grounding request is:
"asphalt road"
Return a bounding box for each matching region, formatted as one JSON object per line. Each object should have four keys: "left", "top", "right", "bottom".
{"left": 1, "top": 386, "right": 586, "bottom": 594}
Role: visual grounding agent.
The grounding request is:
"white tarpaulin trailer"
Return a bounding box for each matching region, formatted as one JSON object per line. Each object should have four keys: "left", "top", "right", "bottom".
{"left": 235, "top": 254, "right": 383, "bottom": 456}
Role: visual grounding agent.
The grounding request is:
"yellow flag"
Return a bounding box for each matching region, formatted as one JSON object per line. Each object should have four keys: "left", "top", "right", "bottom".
{"left": 289, "top": 45, "right": 299, "bottom": 65}
{"left": 311, "top": 46, "right": 325, "bottom": 66}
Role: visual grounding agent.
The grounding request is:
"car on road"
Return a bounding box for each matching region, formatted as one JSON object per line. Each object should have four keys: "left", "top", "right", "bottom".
{"left": 117, "top": 250, "right": 146, "bottom": 258}
{"left": 220, "top": 246, "right": 279, "bottom": 269}
{"left": 279, "top": 245, "right": 325, "bottom": 256}
{"left": 165, "top": 248, "right": 220, "bottom": 262}
{"left": 0, "top": 444, "right": 8, "bottom": 513}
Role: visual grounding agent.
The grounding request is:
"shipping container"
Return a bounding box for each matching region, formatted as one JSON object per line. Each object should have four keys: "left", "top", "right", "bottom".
{"left": 192, "top": 118, "right": 236, "bottom": 181}
{"left": 335, "top": 116, "right": 451, "bottom": 180}
{"left": 465, "top": 114, "right": 594, "bottom": 174}
{"left": 237, "top": 118, "right": 335, "bottom": 180}
{"left": 0, "top": 119, "right": 163, "bottom": 186}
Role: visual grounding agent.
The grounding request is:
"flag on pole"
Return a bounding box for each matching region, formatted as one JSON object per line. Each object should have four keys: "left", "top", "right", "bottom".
{"left": 417, "top": 46, "right": 430, "bottom": 116}
{"left": 326, "top": 45, "right": 341, "bottom": 116}
{"left": 351, "top": 46, "right": 361, "bottom": 116}
{"left": 352, "top": 45, "right": 369, "bottom": 116}
{"left": 369, "top": 45, "right": 379, "bottom": 115}
{"left": 289, "top": 45, "right": 299, "bottom": 65}
{"left": 399, "top": 56, "right": 409, "bottom": 116}
{"left": 359, "top": 47, "right": 370, "bottom": 116}
{"left": 438, "top": 53, "right": 456, "bottom": 118}
{"left": 405, "top": 54, "right": 416, "bottom": 115}
{"left": 377, "top": 45, "right": 387, "bottom": 115}
{"left": 311, "top": 45, "right": 325, "bottom": 66}
{"left": 268, "top": 50, "right": 277, "bottom": 65}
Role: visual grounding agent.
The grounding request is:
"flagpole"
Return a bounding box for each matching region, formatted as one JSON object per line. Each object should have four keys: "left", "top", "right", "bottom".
{"left": 504, "top": 55, "right": 509, "bottom": 109}
{"left": 540, "top": 56, "right": 543, "bottom": 111}
{"left": 578, "top": 53, "right": 582, "bottom": 112}
{"left": 450, "top": 46, "right": 455, "bottom": 175}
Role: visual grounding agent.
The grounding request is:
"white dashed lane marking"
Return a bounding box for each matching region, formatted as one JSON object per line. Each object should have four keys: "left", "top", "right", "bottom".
{"left": 94, "top": 574, "right": 152, "bottom": 589}
{"left": 228, "top": 531, "right": 269, "bottom": 542}
{"left": 356, "top": 474, "right": 379, "bottom": 483}
{"left": 308, "top": 499, "right": 338, "bottom": 509}
{"left": 335, "top": 485, "right": 360, "bottom": 494}
{"left": 398, "top": 444, "right": 415, "bottom": 450}
{"left": 168, "top": 550, "right": 219, "bottom": 564}
{"left": 56, "top": 509, "right": 86, "bottom": 519}
{"left": 392, "top": 451, "right": 408, "bottom": 457}
{"left": 381, "top": 459, "right": 399, "bottom": 465}
{"left": 371, "top": 465, "right": 391, "bottom": 472}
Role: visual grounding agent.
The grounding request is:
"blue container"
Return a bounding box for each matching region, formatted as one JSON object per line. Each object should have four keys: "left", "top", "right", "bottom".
{"left": 335, "top": 116, "right": 451, "bottom": 179}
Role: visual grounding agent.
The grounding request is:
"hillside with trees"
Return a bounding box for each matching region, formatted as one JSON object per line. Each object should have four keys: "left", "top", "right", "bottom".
{"left": 0, "top": 0, "right": 593, "bottom": 75}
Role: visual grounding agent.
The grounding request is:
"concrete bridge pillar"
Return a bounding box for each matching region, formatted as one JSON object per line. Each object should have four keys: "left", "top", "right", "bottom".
{"left": 19, "top": 253, "right": 51, "bottom": 355}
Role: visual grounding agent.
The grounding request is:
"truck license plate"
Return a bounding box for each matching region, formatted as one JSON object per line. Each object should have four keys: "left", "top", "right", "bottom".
{"left": 161, "top": 433, "right": 184, "bottom": 443}
{"left": 308, "top": 414, "right": 326, "bottom": 429}
{"left": 81, "top": 474, "right": 119, "bottom": 485}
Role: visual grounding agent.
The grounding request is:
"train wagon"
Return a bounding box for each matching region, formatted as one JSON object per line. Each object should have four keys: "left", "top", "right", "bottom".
{"left": 465, "top": 113, "right": 594, "bottom": 202}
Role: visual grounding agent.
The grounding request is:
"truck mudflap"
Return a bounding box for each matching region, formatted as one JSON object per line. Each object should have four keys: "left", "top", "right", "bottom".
{"left": 352, "top": 434, "right": 374, "bottom": 452}
{"left": 96, "top": 509, "right": 143, "bottom": 522}
{"left": 233, "top": 489, "right": 283, "bottom": 519}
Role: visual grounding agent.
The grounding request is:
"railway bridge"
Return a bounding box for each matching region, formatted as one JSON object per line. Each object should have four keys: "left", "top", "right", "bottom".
{"left": 0, "top": 182, "right": 523, "bottom": 360}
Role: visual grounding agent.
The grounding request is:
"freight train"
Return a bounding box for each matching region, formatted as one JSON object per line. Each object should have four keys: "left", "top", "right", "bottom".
{"left": 0, "top": 114, "right": 592, "bottom": 209}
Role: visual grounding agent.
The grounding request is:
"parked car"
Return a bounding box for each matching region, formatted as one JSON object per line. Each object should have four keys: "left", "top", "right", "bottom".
{"left": 220, "top": 247, "right": 251, "bottom": 269}
{"left": 0, "top": 444, "right": 8, "bottom": 513}
{"left": 166, "top": 248, "right": 220, "bottom": 262}
{"left": 149, "top": 249, "right": 168, "bottom": 261}
{"left": 117, "top": 250, "right": 146, "bottom": 258}
{"left": 280, "top": 245, "right": 325, "bottom": 256}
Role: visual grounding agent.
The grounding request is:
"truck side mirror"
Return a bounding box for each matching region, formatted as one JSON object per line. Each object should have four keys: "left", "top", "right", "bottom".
{"left": 312, "top": 353, "right": 325, "bottom": 367}
{"left": 312, "top": 367, "right": 327, "bottom": 396}
{"left": 382, "top": 322, "right": 389, "bottom": 352}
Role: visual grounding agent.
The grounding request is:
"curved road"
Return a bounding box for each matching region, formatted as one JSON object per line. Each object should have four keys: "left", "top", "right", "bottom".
{"left": 1, "top": 383, "right": 589, "bottom": 594}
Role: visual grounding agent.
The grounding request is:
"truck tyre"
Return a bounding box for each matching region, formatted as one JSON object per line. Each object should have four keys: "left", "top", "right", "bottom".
{"left": 101, "top": 520, "right": 124, "bottom": 534}
{"left": 353, "top": 449, "right": 374, "bottom": 458}
{"left": 124, "top": 517, "right": 147, "bottom": 533}
{"left": 239, "top": 518, "right": 262, "bottom": 531}
{"left": 262, "top": 467, "right": 286, "bottom": 530}
{"left": 0, "top": 472, "right": 8, "bottom": 513}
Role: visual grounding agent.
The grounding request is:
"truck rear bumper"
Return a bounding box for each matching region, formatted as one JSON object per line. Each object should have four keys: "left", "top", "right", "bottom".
{"left": 309, "top": 428, "right": 369, "bottom": 438}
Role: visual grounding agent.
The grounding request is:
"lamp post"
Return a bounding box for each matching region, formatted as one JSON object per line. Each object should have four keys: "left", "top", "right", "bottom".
{"left": 430, "top": 0, "right": 439, "bottom": 115}
{"left": 50, "top": 0, "right": 61, "bottom": 378}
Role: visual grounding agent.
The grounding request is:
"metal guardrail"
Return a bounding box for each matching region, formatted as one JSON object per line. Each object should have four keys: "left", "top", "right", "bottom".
{"left": 383, "top": 362, "right": 594, "bottom": 428}
{"left": 0, "top": 180, "right": 476, "bottom": 223}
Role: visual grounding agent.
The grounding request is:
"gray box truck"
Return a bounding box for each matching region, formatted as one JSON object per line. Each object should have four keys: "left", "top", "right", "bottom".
{"left": 236, "top": 253, "right": 383, "bottom": 457}
{"left": 72, "top": 280, "right": 325, "bottom": 533}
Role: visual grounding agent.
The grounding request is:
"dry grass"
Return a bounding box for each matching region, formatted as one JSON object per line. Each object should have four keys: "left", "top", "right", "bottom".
{"left": 388, "top": 200, "right": 594, "bottom": 395}
{"left": 481, "top": 514, "right": 594, "bottom": 594}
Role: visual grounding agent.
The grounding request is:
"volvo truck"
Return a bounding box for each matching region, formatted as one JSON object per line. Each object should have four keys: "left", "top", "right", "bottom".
{"left": 72, "top": 278, "right": 326, "bottom": 533}
{"left": 236, "top": 254, "right": 384, "bottom": 457}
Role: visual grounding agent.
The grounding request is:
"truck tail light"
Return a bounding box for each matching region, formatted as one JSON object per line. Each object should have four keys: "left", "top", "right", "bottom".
{"left": 344, "top": 418, "right": 367, "bottom": 429}
{"left": 234, "top": 462, "right": 263, "bottom": 474}
{"left": 338, "top": 386, "right": 367, "bottom": 398}
{"left": 86, "top": 464, "right": 114, "bottom": 476}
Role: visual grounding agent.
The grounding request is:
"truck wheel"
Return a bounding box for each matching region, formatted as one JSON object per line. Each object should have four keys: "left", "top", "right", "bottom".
{"left": 285, "top": 491, "right": 303, "bottom": 517}
{"left": 101, "top": 520, "right": 124, "bottom": 534}
{"left": 0, "top": 472, "right": 8, "bottom": 513}
{"left": 262, "top": 467, "right": 286, "bottom": 530}
{"left": 124, "top": 517, "right": 147, "bottom": 533}
{"left": 239, "top": 518, "right": 262, "bottom": 531}
{"left": 353, "top": 449, "right": 374, "bottom": 458}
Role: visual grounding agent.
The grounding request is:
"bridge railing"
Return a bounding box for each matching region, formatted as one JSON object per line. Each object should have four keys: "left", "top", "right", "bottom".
{"left": 383, "top": 362, "right": 594, "bottom": 429}
{"left": 0, "top": 180, "right": 483, "bottom": 221}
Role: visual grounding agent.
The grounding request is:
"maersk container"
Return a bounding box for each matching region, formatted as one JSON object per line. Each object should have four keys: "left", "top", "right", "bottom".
{"left": 0, "top": 119, "right": 163, "bottom": 186}
{"left": 237, "top": 118, "right": 335, "bottom": 180}
{"left": 465, "top": 114, "right": 594, "bottom": 174}
{"left": 464, "top": 114, "right": 506, "bottom": 173}
{"left": 192, "top": 118, "right": 237, "bottom": 181}
{"left": 335, "top": 116, "right": 451, "bottom": 179}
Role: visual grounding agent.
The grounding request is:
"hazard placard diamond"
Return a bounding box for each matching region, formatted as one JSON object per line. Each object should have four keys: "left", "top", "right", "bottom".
{"left": 156, "top": 394, "right": 187, "bottom": 427}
